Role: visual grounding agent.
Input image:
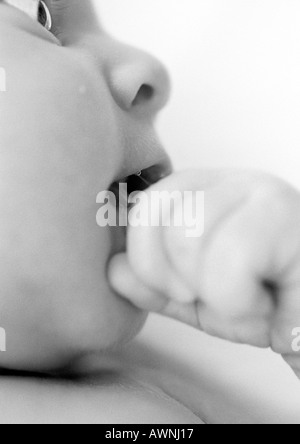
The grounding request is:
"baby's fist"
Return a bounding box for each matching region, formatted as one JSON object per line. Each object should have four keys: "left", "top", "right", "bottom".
{"left": 109, "top": 169, "right": 300, "bottom": 378}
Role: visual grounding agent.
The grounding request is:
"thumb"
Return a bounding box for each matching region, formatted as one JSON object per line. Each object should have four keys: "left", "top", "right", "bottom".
{"left": 108, "top": 253, "right": 200, "bottom": 327}
{"left": 108, "top": 253, "right": 168, "bottom": 313}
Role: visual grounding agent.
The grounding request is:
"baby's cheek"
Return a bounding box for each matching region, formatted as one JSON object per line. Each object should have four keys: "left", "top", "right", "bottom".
{"left": 0, "top": 35, "right": 144, "bottom": 369}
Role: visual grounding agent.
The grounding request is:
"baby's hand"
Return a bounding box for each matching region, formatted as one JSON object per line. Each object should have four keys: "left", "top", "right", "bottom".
{"left": 109, "top": 170, "right": 300, "bottom": 378}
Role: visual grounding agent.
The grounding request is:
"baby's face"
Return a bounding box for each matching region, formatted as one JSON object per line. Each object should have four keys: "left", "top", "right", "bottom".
{"left": 0, "top": 0, "right": 171, "bottom": 370}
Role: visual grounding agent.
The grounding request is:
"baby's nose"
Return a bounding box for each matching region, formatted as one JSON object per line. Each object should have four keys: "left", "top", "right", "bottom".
{"left": 107, "top": 44, "right": 171, "bottom": 117}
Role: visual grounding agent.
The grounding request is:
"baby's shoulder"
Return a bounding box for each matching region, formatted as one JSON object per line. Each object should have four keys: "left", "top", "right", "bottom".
{"left": 0, "top": 370, "right": 201, "bottom": 424}
{"left": 92, "top": 377, "right": 202, "bottom": 424}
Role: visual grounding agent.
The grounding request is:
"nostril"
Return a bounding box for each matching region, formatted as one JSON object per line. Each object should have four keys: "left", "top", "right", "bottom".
{"left": 132, "top": 84, "right": 155, "bottom": 107}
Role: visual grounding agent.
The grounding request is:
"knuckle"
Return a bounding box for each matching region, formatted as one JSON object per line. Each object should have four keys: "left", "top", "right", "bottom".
{"left": 254, "top": 174, "right": 299, "bottom": 206}
{"left": 249, "top": 174, "right": 300, "bottom": 227}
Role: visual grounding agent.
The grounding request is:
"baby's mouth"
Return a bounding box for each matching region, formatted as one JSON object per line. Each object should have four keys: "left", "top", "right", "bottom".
{"left": 109, "top": 163, "right": 172, "bottom": 207}
{"left": 107, "top": 163, "right": 172, "bottom": 253}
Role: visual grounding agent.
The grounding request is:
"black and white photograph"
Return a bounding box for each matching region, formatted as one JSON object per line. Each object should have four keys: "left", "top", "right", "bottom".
{"left": 0, "top": 0, "right": 300, "bottom": 425}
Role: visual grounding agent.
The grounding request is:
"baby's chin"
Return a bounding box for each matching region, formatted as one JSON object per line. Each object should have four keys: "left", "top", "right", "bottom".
{"left": 69, "top": 292, "right": 148, "bottom": 376}
{"left": 0, "top": 228, "right": 146, "bottom": 374}
{"left": 0, "top": 288, "right": 147, "bottom": 374}
{"left": 52, "top": 278, "right": 148, "bottom": 372}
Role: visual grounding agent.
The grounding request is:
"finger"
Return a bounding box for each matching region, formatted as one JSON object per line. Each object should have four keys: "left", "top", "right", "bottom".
{"left": 160, "top": 173, "right": 256, "bottom": 299}
{"left": 195, "top": 188, "right": 300, "bottom": 353}
{"left": 109, "top": 253, "right": 201, "bottom": 328}
{"left": 271, "top": 271, "right": 300, "bottom": 378}
{"left": 127, "top": 193, "right": 195, "bottom": 303}
{"left": 109, "top": 251, "right": 194, "bottom": 310}
{"left": 108, "top": 253, "right": 168, "bottom": 312}
{"left": 126, "top": 170, "right": 255, "bottom": 305}
{"left": 179, "top": 199, "right": 277, "bottom": 346}
{"left": 192, "top": 234, "right": 273, "bottom": 347}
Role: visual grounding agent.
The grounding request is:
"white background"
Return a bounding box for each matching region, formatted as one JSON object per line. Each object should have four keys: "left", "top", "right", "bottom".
{"left": 96, "top": 0, "right": 300, "bottom": 188}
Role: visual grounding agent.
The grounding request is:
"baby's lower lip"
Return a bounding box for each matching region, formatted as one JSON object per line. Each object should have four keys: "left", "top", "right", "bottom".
{"left": 108, "top": 171, "right": 159, "bottom": 256}
{"left": 108, "top": 185, "right": 129, "bottom": 256}
{"left": 110, "top": 223, "right": 127, "bottom": 257}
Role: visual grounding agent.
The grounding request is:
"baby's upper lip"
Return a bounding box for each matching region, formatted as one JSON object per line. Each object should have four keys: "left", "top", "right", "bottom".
{"left": 113, "top": 137, "right": 173, "bottom": 187}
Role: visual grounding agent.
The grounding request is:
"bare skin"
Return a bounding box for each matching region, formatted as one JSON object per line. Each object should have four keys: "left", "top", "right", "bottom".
{"left": 1, "top": 1, "right": 300, "bottom": 424}
{"left": 0, "top": 0, "right": 202, "bottom": 424}
{"left": 0, "top": 314, "right": 299, "bottom": 424}
{"left": 0, "top": 0, "right": 171, "bottom": 371}
{"left": 110, "top": 170, "right": 300, "bottom": 380}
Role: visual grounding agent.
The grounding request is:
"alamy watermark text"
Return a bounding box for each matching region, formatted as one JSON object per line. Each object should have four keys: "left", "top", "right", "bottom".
{"left": 96, "top": 184, "right": 205, "bottom": 238}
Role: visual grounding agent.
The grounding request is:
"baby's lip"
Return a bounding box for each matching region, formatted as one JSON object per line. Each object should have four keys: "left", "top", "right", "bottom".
{"left": 109, "top": 161, "right": 173, "bottom": 205}
{"left": 108, "top": 161, "right": 172, "bottom": 256}
{"left": 107, "top": 134, "right": 172, "bottom": 256}
{"left": 112, "top": 157, "right": 173, "bottom": 192}
{"left": 113, "top": 131, "right": 173, "bottom": 188}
